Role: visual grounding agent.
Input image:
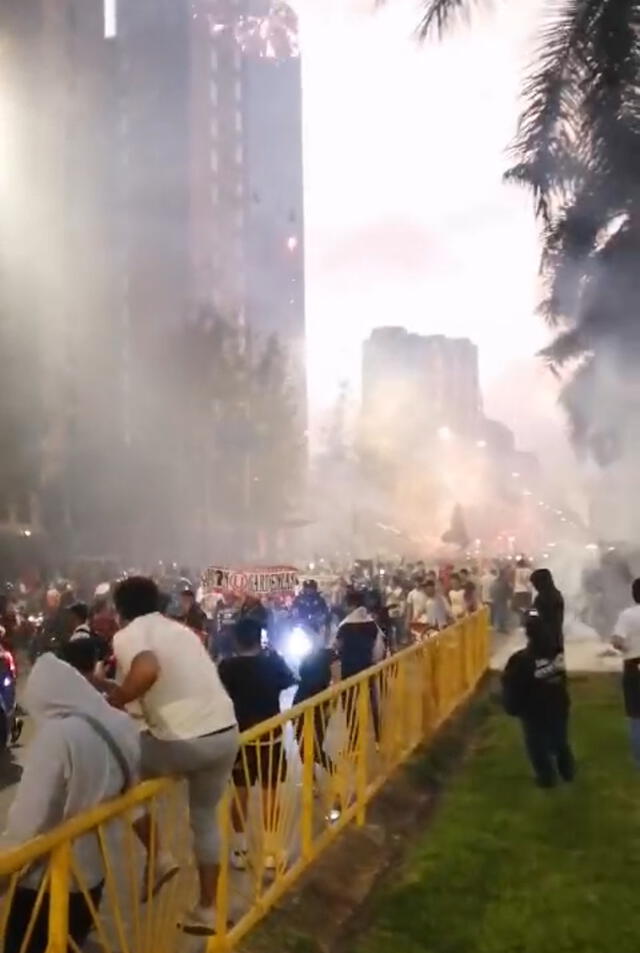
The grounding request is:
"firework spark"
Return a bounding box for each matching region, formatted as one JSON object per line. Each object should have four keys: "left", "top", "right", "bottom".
{"left": 209, "top": 1, "right": 299, "bottom": 59}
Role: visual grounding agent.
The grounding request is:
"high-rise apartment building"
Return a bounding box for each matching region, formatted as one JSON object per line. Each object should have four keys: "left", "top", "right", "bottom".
{"left": 2, "top": 0, "right": 306, "bottom": 555}
{"left": 116, "top": 0, "right": 305, "bottom": 373}
{"left": 42, "top": 0, "right": 306, "bottom": 432}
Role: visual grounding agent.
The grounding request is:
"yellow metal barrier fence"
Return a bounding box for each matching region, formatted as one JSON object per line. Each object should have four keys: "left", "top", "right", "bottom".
{"left": 0, "top": 610, "right": 489, "bottom": 953}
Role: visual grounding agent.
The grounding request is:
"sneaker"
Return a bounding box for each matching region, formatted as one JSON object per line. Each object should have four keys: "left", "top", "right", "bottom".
{"left": 264, "top": 850, "right": 288, "bottom": 873}
{"left": 141, "top": 852, "right": 180, "bottom": 903}
{"left": 179, "top": 904, "right": 216, "bottom": 936}
{"left": 230, "top": 848, "right": 248, "bottom": 871}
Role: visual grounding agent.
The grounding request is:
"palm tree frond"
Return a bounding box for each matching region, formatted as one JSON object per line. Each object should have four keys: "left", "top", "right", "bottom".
{"left": 539, "top": 327, "right": 585, "bottom": 366}
{"left": 509, "top": 0, "right": 604, "bottom": 205}
{"left": 416, "top": 0, "right": 482, "bottom": 38}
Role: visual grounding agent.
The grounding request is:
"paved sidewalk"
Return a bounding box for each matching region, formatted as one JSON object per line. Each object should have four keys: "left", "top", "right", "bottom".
{"left": 491, "top": 626, "right": 622, "bottom": 674}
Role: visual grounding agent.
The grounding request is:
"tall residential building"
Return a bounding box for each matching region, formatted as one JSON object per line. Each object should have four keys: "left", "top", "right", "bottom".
{"left": 2, "top": 0, "right": 306, "bottom": 555}
{"left": 49, "top": 0, "right": 307, "bottom": 435}
{"left": 191, "top": 0, "right": 306, "bottom": 403}
{"left": 361, "top": 327, "right": 481, "bottom": 452}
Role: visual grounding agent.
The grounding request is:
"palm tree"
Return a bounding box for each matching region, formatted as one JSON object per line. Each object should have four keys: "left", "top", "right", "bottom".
{"left": 417, "top": 0, "right": 640, "bottom": 463}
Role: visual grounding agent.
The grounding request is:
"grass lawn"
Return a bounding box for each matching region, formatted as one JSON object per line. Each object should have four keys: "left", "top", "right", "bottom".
{"left": 356, "top": 676, "right": 640, "bottom": 953}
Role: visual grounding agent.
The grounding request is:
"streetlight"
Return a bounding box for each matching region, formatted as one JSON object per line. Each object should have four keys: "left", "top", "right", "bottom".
{"left": 437, "top": 425, "right": 453, "bottom": 441}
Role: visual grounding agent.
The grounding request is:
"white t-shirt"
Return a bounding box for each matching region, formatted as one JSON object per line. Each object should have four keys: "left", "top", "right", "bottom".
{"left": 386, "top": 586, "right": 406, "bottom": 619}
{"left": 422, "top": 596, "right": 449, "bottom": 628}
{"left": 614, "top": 605, "right": 640, "bottom": 659}
{"left": 113, "top": 612, "right": 236, "bottom": 741}
{"left": 480, "top": 573, "right": 495, "bottom": 603}
{"left": 449, "top": 589, "right": 466, "bottom": 619}
{"left": 407, "top": 588, "right": 428, "bottom": 621}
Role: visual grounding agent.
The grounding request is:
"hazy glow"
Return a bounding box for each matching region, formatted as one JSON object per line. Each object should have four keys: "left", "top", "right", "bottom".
{"left": 295, "top": 0, "right": 567, "bottom": 463}
{"left": 0, "top": 85, "right": 16, "bottom": 196}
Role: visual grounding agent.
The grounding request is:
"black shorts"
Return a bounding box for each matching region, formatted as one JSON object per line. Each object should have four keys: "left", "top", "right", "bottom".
{"left": 233, "top": 741, "right": 287, "bottom": 788}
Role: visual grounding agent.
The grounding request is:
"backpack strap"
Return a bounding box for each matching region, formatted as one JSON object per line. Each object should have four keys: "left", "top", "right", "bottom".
{"left": 71, "top": 712, "right": 132, "bottom": 794}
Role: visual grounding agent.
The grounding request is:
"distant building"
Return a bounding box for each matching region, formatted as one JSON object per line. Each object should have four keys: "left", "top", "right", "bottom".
{"left": 361, "top": 327, "right": 482, "bottom": 451}
{"left": 481, "top": 419, "right": 516, "bottom": 456}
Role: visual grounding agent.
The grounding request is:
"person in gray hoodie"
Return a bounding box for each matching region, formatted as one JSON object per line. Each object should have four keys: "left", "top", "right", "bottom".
{"left": 2, "top": 653, "right": 141, "bottom": 953}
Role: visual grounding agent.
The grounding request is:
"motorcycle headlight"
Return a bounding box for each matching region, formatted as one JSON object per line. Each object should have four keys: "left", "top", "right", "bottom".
{"left": 287, "top": 626, "right": 313, "bottom": 663}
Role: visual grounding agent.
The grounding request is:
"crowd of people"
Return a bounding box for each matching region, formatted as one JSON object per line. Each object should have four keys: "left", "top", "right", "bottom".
{"left": 0, "top": 558, "right": 491, "bottom": 949}
{"left": 8, "top": 551, "right": 640, "bottom": 949}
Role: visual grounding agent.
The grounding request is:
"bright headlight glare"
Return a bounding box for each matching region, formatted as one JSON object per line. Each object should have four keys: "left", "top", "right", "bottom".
{"left": 287, "top": 626, "right": 312, "bottom": 662}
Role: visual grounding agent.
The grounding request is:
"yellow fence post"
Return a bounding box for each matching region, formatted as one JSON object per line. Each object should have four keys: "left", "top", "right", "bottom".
{"left": 209, "top": 786, "right": 232, "bottom": 953}
{"left": 462, "top": 618, "right": 471, "bottom": 693}
{"left": 422, "top": 641, "right": 434, "bottom": 740}
{"left": 46, "top": 841, "right": 71, "bottom": 953}
{"left": 356, "top": 681, "right": 370, "bottom": 826}
{"left": 483, "top": 607, "right": 490, "bottom": 670}
{"left": 301, "top": 706, "right": 315, "bottom": 859}
{"left": 396, "top": 655, "right": 408, "bottom": 760}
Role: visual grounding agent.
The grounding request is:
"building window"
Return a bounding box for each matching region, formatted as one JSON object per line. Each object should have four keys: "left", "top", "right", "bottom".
{"left": 211, "top": 49, "right": 218, "bottom": 70}
{"left": 210, "top": 148, "right": 218, "bottom": 173}
{"left": 210, "top": 117, "right": 218, "bottom": 139}
{"left": 210, "top": 80, "right": 218, "bottom": 105}
{"left": 234, "top": 110, "right": 242, "bottom": 133}
{"left": 235, "top": 143, "right": 243, "bottom": 165}
{"left": 234, "top": 79, "right": 242, "bottom": 103}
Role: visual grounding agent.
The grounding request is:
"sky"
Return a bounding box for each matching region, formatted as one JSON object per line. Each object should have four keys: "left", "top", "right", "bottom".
{"left": 294, "top": 0, "right": 573, "bottom": 467}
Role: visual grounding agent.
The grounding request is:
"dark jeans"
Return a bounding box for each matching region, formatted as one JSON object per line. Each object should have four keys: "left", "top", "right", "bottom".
{"left": 522, "top": 715, "right": 575, "bottom": 787}
{"left": 388, "top": 617, "right": 406, "bottom": 651}
{"left": 5, "top": 883, "right": 103, "bottom": 953}
{"left": 295, "top": 700, "right": 334, "bottom": 772}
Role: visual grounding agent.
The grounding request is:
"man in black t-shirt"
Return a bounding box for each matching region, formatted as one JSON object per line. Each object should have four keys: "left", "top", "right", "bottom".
{"left": 218, "top": 617, "right": 296, "bottom": 870}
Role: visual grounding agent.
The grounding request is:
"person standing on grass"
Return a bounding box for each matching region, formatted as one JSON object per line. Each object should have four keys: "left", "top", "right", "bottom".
{"left": 530, "top": 568, "right": 564, "bottom": 652}
{"left": 105, "top": 576, "right": 239, "bottom": 936}
{"left": 611, "top": 578, "right": 640, "bottom": 765}
{"left": 502, "top": 611, "right": 574, "bottom": 788}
